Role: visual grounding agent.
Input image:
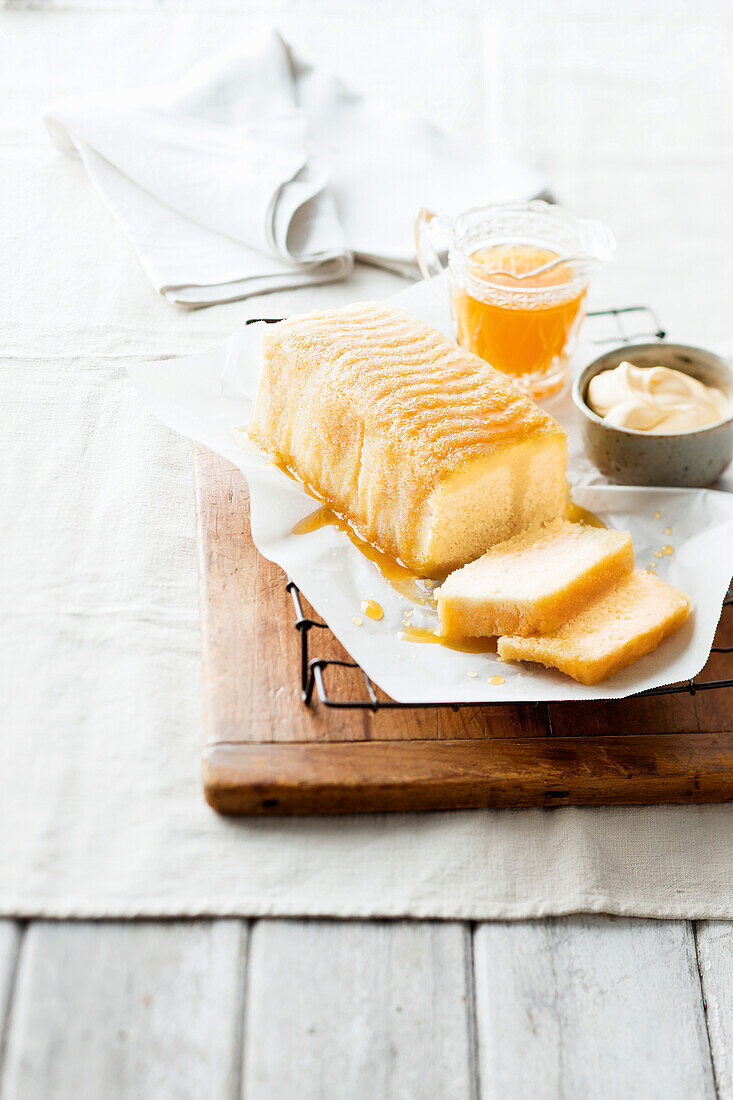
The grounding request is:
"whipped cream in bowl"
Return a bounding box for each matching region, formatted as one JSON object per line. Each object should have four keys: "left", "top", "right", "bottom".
{"left": 573, "top": 342, "right": 733, "bottom": 486}
{"left": 587, "top": 359, "right": 729, "bottom": 434}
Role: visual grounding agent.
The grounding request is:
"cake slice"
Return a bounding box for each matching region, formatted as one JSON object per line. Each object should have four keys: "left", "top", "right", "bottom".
{"left": 436, "top": 519, "right": 634, "bottom": 638}
{"left": 497, "top": 569, "right": 690, "bottom": 685}
{"left": 251, "top": 301, "right": 567, "bottom": 576}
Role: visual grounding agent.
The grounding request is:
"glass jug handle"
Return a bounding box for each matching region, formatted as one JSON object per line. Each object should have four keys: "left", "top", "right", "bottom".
{"left": 415, "top": 208, "right": 451, "bottom": 292}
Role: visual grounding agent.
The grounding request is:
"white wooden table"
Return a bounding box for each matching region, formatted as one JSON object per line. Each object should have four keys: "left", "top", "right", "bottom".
{"left": 2, "top": 1, "right": 733, "bottom": 1095}
{"left": 1, "top": 917, "right": 733, "bottom": 1097}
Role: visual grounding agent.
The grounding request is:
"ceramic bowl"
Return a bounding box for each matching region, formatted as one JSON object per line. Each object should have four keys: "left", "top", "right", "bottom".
{"left": 572, "top": 342, "right": 733, "bottom": 486}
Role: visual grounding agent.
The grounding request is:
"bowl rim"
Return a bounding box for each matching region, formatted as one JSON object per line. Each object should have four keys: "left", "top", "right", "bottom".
{"left": 572, "top": 340, "right": 733, "bottom": 438}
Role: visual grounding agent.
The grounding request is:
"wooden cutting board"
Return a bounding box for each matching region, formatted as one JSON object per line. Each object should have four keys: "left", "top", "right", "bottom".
{"left": 194, "top": 445, "right": 733, "bottom": 815}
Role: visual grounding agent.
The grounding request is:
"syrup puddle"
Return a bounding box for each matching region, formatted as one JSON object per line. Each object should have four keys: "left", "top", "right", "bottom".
{"left": 397, "top": 625, "right": 497, "bottom": 656}
{"left": 564, "top": 496, "right": 605, "bottom": 528}
{"left": 291, "top": 501, "right": 436, "bottom": 605}
{"left": 291, "top": 505, "right": 336, "bottom": 536}
{"left": 361, "top": 598, "right": 384, "bottom": 621}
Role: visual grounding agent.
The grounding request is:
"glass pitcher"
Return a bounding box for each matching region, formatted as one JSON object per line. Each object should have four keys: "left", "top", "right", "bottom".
{"left": 415, "top": 200, "right": 615, "bottom": 399}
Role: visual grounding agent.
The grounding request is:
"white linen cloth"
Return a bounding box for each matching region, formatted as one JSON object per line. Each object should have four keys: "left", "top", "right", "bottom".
{"left": 4, "top": 7, "right": 733, "bottom": 921}
{"left": 43, "top": 31, "right": 544, "bottom": 309}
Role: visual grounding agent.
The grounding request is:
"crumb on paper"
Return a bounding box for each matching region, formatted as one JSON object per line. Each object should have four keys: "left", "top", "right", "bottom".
{"left": 352, "top": 617, "right": 363, "bottom": 626}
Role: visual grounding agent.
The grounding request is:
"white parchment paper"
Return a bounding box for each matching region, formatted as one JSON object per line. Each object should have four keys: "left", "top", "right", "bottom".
{"left": 128, "top": 279, "right": 733, "bottom": 703}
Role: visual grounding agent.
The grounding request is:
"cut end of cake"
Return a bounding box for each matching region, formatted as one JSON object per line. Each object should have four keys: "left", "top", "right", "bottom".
{"left": 497, "top": 569, "right": 691, "bottom": 685}
{"left": 436, "top": 518, "right": 634, "bottom": 639}
{"left": 415, "top": 436, "right": 567, "bottom": 576}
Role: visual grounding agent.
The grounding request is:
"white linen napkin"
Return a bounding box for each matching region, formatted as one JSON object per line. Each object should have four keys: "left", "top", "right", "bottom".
{"left": 44, "top": 31, "right": 545, "bottom": 309}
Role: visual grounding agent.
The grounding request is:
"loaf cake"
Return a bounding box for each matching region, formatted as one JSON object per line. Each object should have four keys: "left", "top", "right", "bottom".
{"left": 436, "top": 519, "right": 634, "bottom": 638}
{"left": 251, "top": 302, "right": 567, "bottom": 575}
{"left": 497, "top": 569, "right": 690, "bottom": 684}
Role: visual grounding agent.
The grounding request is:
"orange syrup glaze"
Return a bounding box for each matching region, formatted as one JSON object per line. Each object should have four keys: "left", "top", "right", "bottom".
{"left": 271, "top": 449, "right": 437, "bottom": 605}
{"left": 398, "top": 625, "right": 497, "bottom": 655}
{"left": 564, "top": 495, "right": 606, "bottom": 529}
{"left": 361, "top": 598, "right": 384, "bottom": 621}
{"left": 292, "top": 501, "right": 436, "bottom": 606}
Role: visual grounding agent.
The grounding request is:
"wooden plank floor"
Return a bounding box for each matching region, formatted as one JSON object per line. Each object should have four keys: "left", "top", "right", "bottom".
{"left": 1, "top": 917, "right": 733, "bottom": 1099}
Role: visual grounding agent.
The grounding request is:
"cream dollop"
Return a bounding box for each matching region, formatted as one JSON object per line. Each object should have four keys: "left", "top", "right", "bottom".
{"left": 587, "top": 360, "right": 729, "bottom": 433}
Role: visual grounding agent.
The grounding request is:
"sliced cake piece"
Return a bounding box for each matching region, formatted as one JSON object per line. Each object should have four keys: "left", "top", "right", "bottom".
{"left": 497, "top": 569, "right": 690, "bottom": 685}
{"left": 435, "top": 519, "right": 634, "bottom": 639}
{"left": 251, "top": 301, "right": 567, "bottom": 576}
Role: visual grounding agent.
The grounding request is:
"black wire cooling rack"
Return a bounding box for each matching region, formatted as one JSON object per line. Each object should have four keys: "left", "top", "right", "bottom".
{"left": 247, "top": 307, "right": 733, "bottom": 711}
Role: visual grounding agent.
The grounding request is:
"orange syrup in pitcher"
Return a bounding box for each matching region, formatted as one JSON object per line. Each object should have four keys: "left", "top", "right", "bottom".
{"left": 452, "top": 243, "right": 587, "bottom": 382}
